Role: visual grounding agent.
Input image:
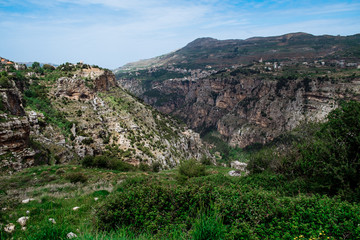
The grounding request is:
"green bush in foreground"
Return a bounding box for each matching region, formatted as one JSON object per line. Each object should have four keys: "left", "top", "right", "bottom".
{"left": 95, "top": 179, "right": 360, "bottom": 239}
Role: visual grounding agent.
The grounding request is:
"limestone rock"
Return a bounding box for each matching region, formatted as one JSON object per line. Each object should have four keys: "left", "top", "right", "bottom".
{"left": 17, "top": 216, "right": 29, "bottom": 227}
{"left": 22, "top": 198, "right": 35, "bottom": 204}
{"left": 230, "top": 161, "right": 247, "bottom": 171}
{"left": 67, "top": 232, "right": 78, "bottom": 239}
{"left": 4, "top": 223, "right": 15, "bottom": 233}
{"left": 49, "top": 218, "right": 56, "bottom": 224}
{"left": 228, "top": 170, "right": 242, "bottom": 177}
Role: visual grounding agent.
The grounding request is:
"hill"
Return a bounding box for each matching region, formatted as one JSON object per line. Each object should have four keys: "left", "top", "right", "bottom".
{"left": 0, "top": 60, "right": 212, "bottom": 174}
{"left": 115, "top": 32, "right": 360, "bottom": 72}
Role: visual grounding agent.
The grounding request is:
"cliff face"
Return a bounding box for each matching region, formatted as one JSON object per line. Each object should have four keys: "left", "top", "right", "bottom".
{"left": 0, "top": 62, "right": 212, "bottom": 173}
{"left": 118, "top": 65, "right": 360, "bottom": 148}
{"left": 0, "top": 76, "right": 34, "bottom": 172}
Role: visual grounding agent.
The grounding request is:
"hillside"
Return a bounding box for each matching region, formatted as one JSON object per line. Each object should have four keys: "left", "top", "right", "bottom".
{"left": 116, "top": 33, "right": 360, "bottom": 152}
{"left": 0, "top": 60, "right": 212, "bottom": 174}
{"left": 115, "top": 32, "right": 360, "bottom": 72}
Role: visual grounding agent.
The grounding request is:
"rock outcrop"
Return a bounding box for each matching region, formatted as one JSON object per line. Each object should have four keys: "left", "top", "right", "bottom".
{"left": 118, "top": 66, "right": 360, "bottom": 148}
{"left": 0, "top": 78, "right": 35, "bottom": 172}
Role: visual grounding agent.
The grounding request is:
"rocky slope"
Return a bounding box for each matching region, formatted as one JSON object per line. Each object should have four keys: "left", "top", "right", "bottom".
{"left": 116, "top": 33, "right": 360, "bottom": 148}
{"left": 0, "top": 61, "right": 212, "bottom": 173}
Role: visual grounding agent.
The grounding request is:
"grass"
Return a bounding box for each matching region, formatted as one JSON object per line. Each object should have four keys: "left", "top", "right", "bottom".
{"left": 1, "top": 163, "right": 359, "bottom": 240}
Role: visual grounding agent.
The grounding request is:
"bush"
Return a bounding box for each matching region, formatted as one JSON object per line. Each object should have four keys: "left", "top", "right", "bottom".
{"left": 65, "top": 172, "right": 88, "bottom": 183}
{"left": 191, "top": 212, "right": 226, "bottom": 240}
{"left": 295, "top": 100, "right": 360, "bottom": 197}
{"left": 178, "top": 159, "right": 206, "bottom": 179}
{"left": 95, "top": 180, "right": 360, "bottom": 239}
{"left": 200, "top": 156, "right": 212, "bottom": 166}
{"left": 247, "top": 101, "right": 360, "bottom": 200}
{"left": 138, "top": 163, "right": 151, "bottom": 172}
{"left": 82, "top": 137, "right": 94, "bottom": 145}
{"left": 151, "top": 161, "right": 161, "bottom": 172}
{"left": 82, "top": 155, "right": 134, "bottom": 172}
{"left": 0, "top": 73, "right": 12, "bottom": 88}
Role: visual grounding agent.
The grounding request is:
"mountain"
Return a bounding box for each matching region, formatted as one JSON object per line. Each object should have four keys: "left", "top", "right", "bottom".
{"left": 0, "top": 60, "right": 211, "bottom": 173}
{"left": 115, "top": 32, "right": 360, "bottom": 148}
{"left": 115, "top": 32, "right": 360, "bottom": 72}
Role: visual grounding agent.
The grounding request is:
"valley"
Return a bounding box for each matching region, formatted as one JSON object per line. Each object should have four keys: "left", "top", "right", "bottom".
{"left": 1, "top": 32, "right": 360, "bottom": 239}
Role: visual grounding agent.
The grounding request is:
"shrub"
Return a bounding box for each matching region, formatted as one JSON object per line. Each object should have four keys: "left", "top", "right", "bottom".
{"left": 178, "top": 159, "right": 206, "bottom": 179}
{"left": 65, "top": 172, "right": 88, "bottom": 183}
{"left": 138, "top": 163, "right": 151, "bottom": 172}
{"left": 82, "top": 137, "right": 94, "bottom": 145}
{"left": 200, "top": 156, "right": 212, "bottom": 166}
{"left": 295, "top": 100, "right": 360, "bottom": 197}
{"left": 82, "top": 156, "right": 94, "bottom": 167}
{"left": 82, "top": 155, "right": 134, "bottom": 172}
{"left": 151, "top": 162, "right": 161, "bottom": 172}
{"left": 247, "top": 101, "right": 360, "bottom": 200}
{"left": 95, "top": 180, "right": 360, "bottom": 239}
{"left": 0, "top": 73, "right": 12, "bottom": 88}
{"left": 191, "top": 212, "right": 226, "bottom": 240}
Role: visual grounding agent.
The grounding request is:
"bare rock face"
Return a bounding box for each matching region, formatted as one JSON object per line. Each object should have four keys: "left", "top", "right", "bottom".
{"left": 55, "top": 69, "right": 116, "bottom": 100}
{"left": 55, "top": 77, "right": 94, "bottom": 100}
{"left": 120, "top": 70, "right": 360, "bottom": 148}
{"left": 0, "top": 116, "right": 30, "bottom": 153}
{"left": 78, "top": 68, "right": 116, "bottom": 91}
{"left": 0, "top": 79, "right": 35, "bottom": 172}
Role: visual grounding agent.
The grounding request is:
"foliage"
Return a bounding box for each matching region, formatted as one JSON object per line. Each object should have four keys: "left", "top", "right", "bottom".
{"left": 82, "top": 155, "right": 134, "bottom": 172}
{"left": 65, "top": 172, "right": 88, "bottom": 183}
{"left": 248, "top": 101, "right": 360, "bottom": 200}
{"left": 151, "top": 162, "right": 161, "bottom": 173}
{"left": 95, "top": 178, "right": 360, "bottom": 239}
{"left": 295, "top": 100, "right": 360, "bottom": 197}
{"left": 191, "top": 212, "right": 226, "bottom": 240}
{"left": 24, "top": 80, "right": 73, "bottom": 136}
{"left": 177, "top": 159, "right": 206, "bottom": 180}
{"left": 0, "top": 71, "right": 12, "bottom": 88}
{"left": 202, "top": 131, "right": 248, "bottom": 163}
{"left": 12, "top": 220, "right": 71, "bottom": 240}
{"left": 31, "top": 62, "right": 44, "bottom": 74}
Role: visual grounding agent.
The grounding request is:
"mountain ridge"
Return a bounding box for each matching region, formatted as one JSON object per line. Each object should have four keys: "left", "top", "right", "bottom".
{"left": 115, "top": 32, "right": 360, "bottom": 72}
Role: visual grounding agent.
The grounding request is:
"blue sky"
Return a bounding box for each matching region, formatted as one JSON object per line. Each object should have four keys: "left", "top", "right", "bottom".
{"left": 1, "top": 0, "right": 359, "bottom": 69}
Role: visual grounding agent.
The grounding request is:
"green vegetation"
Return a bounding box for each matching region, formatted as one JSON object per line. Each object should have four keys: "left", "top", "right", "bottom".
{"left": 82, "top": 154, "right": 135, "bottom": 172}
{"left": 202, "top": 130, "right": 249, "bottom": 164}
{"left": 0, "top": 72, "right": 12, "bottom": 88}
{"left": 1, "top": 139, "right": 360, "bottom": 240}
{"left": 176, "top": 158, "right": 207, "bottom": 182}
{"left": 248, "top": 100, "right": 360, "bottom": 201}
{"left": 24, "top": 79, "right": 73, "bottom": 136}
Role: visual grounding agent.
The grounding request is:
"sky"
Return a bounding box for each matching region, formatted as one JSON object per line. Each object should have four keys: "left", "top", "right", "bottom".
{"left": 0, "top": 0, "right": 359, "bottom": 69}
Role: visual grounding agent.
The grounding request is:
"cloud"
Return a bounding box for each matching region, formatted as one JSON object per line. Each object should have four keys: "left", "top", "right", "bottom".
{"left": 0, "top": 0, "right": 359, "bottom": 68}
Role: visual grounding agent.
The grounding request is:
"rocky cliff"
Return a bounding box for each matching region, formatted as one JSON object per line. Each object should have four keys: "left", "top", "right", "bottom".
{"left": 0, "top": 72, "right": 35, "bottom": 172}
{"left": 0, "top": 61, "right": 212, "bottom": 173}
{"left": 116, "top": 33, "right": 360, "bottom": 148}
